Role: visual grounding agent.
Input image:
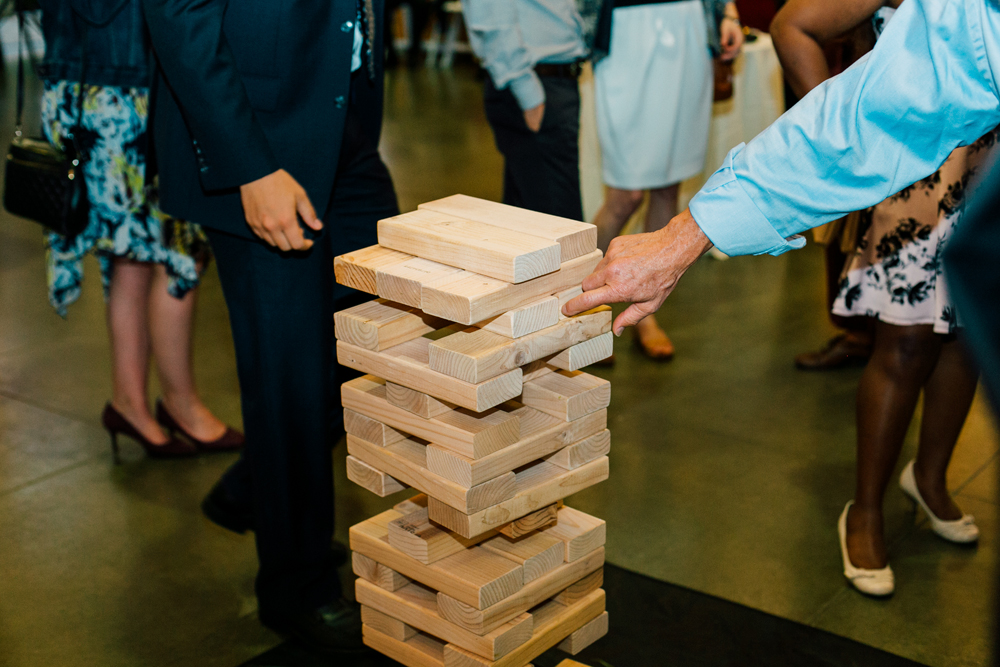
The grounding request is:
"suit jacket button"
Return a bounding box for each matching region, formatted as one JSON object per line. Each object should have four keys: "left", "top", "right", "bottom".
{"left": 335, "top": 95, "right": 346, "bottom": 109}
{"left": 341, "top": 20, "right": 354, "bottom": 32}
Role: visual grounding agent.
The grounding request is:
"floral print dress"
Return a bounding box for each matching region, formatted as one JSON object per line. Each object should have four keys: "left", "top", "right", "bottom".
{"left": 41, "top": 81, "right": 211, "bottom": 316}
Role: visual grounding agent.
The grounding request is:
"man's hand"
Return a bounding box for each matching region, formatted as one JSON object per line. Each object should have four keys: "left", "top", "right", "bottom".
{"left": 720, "top": 16, "right": 744, "bottom": 62}
{"left": 523, "top": 103, "right": 545, "bottom": 133}
{"left": 240, "top": 169, "right": 323, "bottom": 251}
{"left": 563, "top": 208, "right": 714, "bottom": 335}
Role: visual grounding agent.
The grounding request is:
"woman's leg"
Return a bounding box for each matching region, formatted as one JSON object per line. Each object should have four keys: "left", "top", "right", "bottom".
{"left": 592, "top": 187, "right": 645, "bottom": 254}
{"left": 848, "top": 321, "right": 942, "bottom": 569}
{"left": 107, "top": 258, "right": 168, "bottom": 444}
{"left": 148, "top": 264, "right": 227, "bottom": 441}
{"left": 632, "top": 185, "right": 680, "bottom": 356}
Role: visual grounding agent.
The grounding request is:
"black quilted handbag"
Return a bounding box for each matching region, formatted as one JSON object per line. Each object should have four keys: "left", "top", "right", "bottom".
{"left": 2, "top": 12, "right": 90, "bottom": 238}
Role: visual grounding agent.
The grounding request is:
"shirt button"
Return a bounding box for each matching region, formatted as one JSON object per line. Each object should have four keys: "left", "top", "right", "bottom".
{"left": 341, "top": 20, "right": 354, "bottom": 32}
{"left": 335, "top": 95, "right": 346, "bottom": 109}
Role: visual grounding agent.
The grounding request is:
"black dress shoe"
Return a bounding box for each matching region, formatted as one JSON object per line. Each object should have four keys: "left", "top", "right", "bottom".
{"left": 201, "top": 478, "right": 254, "bottom": 534}
{"left": 260, "top": 598, "right": 365, "bottom": 654}
{"left": 794, "top": 333, "right": 872, "bottom": 371}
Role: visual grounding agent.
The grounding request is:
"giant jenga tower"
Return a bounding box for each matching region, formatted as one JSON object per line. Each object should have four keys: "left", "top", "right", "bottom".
{"left": 333, "top": 195, "right": 612, "bottom": 667}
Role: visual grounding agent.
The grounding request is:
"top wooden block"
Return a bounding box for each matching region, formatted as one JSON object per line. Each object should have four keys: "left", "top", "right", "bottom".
{"left": 418, "top": 195, "right": 596, "bottom": 263}
{"left": 377, "top": 209, "right": 561, "bottom": 284}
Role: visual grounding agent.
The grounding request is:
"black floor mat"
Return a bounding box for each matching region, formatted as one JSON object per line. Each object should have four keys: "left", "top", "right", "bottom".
{"left": 241, "top": 563, "right": 927, "bottom": 667}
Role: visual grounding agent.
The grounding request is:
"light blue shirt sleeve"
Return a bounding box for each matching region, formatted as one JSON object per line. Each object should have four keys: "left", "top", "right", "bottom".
{"left": 689, "top": 0, "right": 1000, "bottom": 257}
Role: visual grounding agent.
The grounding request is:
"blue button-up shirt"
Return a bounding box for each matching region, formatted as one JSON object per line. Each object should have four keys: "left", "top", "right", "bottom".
{"left": 689, "top": 0, "right": 1000, "bottom": 257}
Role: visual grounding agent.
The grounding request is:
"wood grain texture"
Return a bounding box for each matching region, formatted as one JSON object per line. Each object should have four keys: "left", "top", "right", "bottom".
{"left": 541, "top": 507, "right": 607, "bottom": 562}
{"left": 356, "top": 578, "right": 534, "bottom": 661}
{"left": 344, "top": 407, "right": 407, "bottom": 447}
{"left": 556, "top": 611, "right": 608, "bottom": 655}
{"left": 388, "top": 506, "right": 494, "bottom": 564}
{"left": 353, "top": 551, "right": 412, "bottom": 591}
{"left": 521, "top": 371, "right": 611, "bottom": 422}
{"left": 477, "top": 296, "right": 560, "bottom": 339}
{"left": 350, "top": 509, "right": 524, "bottom": 609}
{"left": 543, "top": 430, "right": 611, "bottom": 470}
{"left": 378, "top": 209, "right": 561, "bottom": 283}
{"left": 394, "top": 493, "right": 429, "bottom": 515}
{"left": 342, "top": 376, "right": 520, "bottom": 459}
{"left": 387, "top": 381, "right": 456, "bottom": 419}
{"left": 363, "top": 625, "right": 446, "bottom": 667}
{"left": 497, "top": 503, "right": 559, "bottom": 539}
{"left": 378, "top": 256, "right": 464, "bottom": 308}
{"left": 547, "top": 332, "right": 614, "bottom": 371}
{"left": 552, "top": 569, "right": 603, "bottom": 606}
{"left": 436, "top": 548, "right": 605, "bottom": 635}
{"left": 347, "top": 454, "right": 408, "bottom": 497}
{"left": 428, "top": 307, "right": 612, "bottom": 383}
{"left": 338, "top": 339, "right": 523, "bottom": 412}
{"left": 420, "top": 250, "right": 603, "bottom": 325}
{"left": 427, "top": 457, "right": 610, "bottom": 539}
{"left": 335, "top": 299, "right": 446, "bottom": 351}
{"left": 418, "top": 195, "right": 597, "bottom": 263}
{"left": 424, "top": 407, "right": 607, "bottom": 487}
{"left": 481, "top": 532, "right": 564, "bottom": 583}
{"left": 334, "top": 245, "right": 412, "bottom": 294}
{"left": 362, "top": 605, "right": 418, "bottom": 641}
{"left": 521, "top": 359, "right": 557, "bottom": 383}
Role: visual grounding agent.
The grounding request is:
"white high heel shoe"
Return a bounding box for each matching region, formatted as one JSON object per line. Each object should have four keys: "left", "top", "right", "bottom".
{"left": 899, "top": 460, "right": 979, "bottom": 543}
{"left": 839, "top": 501, "right": 895, "bottom": 596}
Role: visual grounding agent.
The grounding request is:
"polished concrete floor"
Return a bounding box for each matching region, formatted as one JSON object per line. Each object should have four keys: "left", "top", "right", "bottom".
{"left": 0, "top": 63, "right": 996, "bottom": 667}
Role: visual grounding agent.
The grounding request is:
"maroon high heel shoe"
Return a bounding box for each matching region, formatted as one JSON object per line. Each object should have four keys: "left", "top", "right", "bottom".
{"left": 101, "top": 403, "right": 199, "bottom": 464}
{"left": 155, "top": 399, "right": 245, "bottom": 453}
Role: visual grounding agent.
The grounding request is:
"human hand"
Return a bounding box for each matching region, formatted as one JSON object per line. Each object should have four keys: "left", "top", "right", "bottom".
{"left": 562, "top": 208, "right": 714, "bottom": 335}
{"left": 720, "top": 16, "right": 744, "bottom": 61}
{"left": 523, "top": 103, "right": 545, "bottom": 133}
{"left": 239, "top": 169, "right": 322, "bottom": 251}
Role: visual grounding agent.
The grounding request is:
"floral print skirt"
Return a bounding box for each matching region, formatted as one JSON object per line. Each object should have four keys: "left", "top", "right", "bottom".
{"left": 41, "top": 81, "right": 211, "bottom": 316}
{"left": 831, "top": 130, "right": 999, "bottom": 334}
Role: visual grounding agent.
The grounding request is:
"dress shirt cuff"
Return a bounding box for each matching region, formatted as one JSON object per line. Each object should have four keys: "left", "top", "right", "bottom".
{"left": 689, "top": 144, "right": 807, "bottom": 257}
{"left": 507, "top": 71, "right": 546, "bottom": 111}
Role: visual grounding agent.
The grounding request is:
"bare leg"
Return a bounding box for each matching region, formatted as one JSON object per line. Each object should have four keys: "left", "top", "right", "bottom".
{"left": 633, "top": 185, "right": 679, "bottom": 357}
{"left": 107, "top": 258, "right": 168, "bottom": 444}
{"left": 848, "top": 322, "right": 941, "bottom": 568}
{"left": 592, "top": 187, "right": 644, "bottom": 254}
{"left": 148, "top": 264, "right": 227, "bottom": 441}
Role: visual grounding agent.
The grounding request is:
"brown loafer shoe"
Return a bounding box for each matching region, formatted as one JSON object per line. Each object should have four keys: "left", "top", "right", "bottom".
{"left": 794, "top": 334, "right": 871, "bottom": 371}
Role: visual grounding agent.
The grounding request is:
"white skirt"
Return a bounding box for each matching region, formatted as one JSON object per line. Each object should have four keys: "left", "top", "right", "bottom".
{"left": 594, "top": 1, "right": 713, "bottom": 190}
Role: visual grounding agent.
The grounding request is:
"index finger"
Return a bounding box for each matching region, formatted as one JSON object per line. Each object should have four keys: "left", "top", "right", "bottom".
{"left": 563, "top": 284, "right": 622, "bottom": 317}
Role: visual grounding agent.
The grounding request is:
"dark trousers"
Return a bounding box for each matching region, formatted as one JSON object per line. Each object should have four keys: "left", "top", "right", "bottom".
{"left": 205, "top": 105, "right": 398, "bottom": 617}
{"left": 483, "top": 73, "right": 583, "bottom": 221}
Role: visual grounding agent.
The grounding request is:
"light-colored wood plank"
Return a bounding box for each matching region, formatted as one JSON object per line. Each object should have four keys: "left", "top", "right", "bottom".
{"left": 555, "top": 286, "right": 583, "bottom": 309}
{"left": 421, "top": 250, "right": 603, "bottom": 325}
{"left": 425, "top": 407, "right": 607, "bottom": 487}
{"left": 378, "top": 209, "right": 562, "bottom": 283}
{"left": 394, "top": 493, "right": 429, "bottom": 515}
{"left": 357, "top": 579, "right": 534, "bottom": 661}
{"left": 347, "top": 435, "right": 516, "bottom": 514}
{"left": 342, "top": 376, "right": 520, "bottom": 459}
{"left": 363, "top": 625, "right": 446, "bottom": 667}
{"left": 436, "top": 548, "right": 605, "bottom": 635}
{"left": 335, "top": 299, "right": 446, "bottom": 351}
{"left": 543, "top": 431, "right": 611, "bottom": 470}
{"left": 418, "top": 195, "right": 597, "bottom": 263}
{"left": 362, "top": 605, "right": 418, "bottom": 641}
{"left": 521, "top": 359, "right": 557, "bottom": 383}
{"left": 387, "top": 381, "right": 456, "bottom": 419}
{"left": 347, "top": 454, "right": 408, "bottom": 497}
{"left": 388, "top": 506, "right": 493, "bottom": 564}
{"left": 428, "top": 307, "right": 612, "bottom": 384}
{"left": 378, "top": 256, "right": 464, "bottom": 308}
{"left": 520, "top": 371, "right": 610, "bottom": 422}
{"left": 334, "top": 245, "right": 412, "bottom": 294}
{"left": 497, "top": 503, "right": 560, "bottom": 539}
{"left": 541, "top": 507, "right": 607, "bottom": 562}
{"left": 428, "top": 457, "right": 610, "bottom": 539}
{"left": 350, "top": 509, "right": 524, "bottom": 609}
{"left": 556, "top": 661, "right": 593, "bottom": 667}
{"left": 353, "top": 551, "right": 412, "bottom": 591}
{"left": 477, "top": 296, "right": 560, "bottom": 339}
{"left": 338, "top": 339, "right": 523, "bottom": 412}
{"left": 481, "top": 532, "right": 564, "bottom": 584}
{"left": 344, "top": 407, "right": 408, "bottom": 446}
{"left": 557, "top": 611, "right": 608, "bottom": 655}
{"left": 552, "top": 569, "right": 603, "bottom": 606}
{"left": 547, "top": 332, "right": 614, "bottom": 371}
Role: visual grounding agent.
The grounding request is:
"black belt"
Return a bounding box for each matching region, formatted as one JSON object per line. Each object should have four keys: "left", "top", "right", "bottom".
{"left": 615, "top": 0, "right": 690, "bottom": 7}
{"left": 534, "top": 61, "right": 584, "bottom": 79}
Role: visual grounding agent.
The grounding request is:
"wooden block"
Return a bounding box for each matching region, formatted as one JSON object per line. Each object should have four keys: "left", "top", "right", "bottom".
{"left": 428, "top": 307, "right": 612, "bottom": 383}
{"left": 556, "top": 661, "right": 593, "bottom": 667}
{"left": 552, "top": 569, "right": 603, "bottom": 606}
{"left": 481, "top": 532, "right": 564, "bottom": 584}
{"left": 544, "top": 431, "right": 611, "bottom": 470}
{"left": 555, "top": 286, "right": 583, "bottom": 309}
{"left": 521, "top": 359, "right": 557, "bottom": 383}
{"left": 335, "top": 299, "right": 447, "bottom": 351}
{"left": 557, "top": 611, "right": 608, "bottom": 655}
{"left": 421, "top": 249, "right": 603, "bottom": 325}
{"left": 344, "top": 407, "right": 407, "bottom": 446}
{"left": 357, "top": 579, "right": 534, "bottom": 661}
{"left": 362, "top": 605, "right": 418, "bottom": 641}
{"left": 342, "top": 376, "right": 520, "bottom": 459}
{"left": 388, "top": 381, "right": 456, "bottom": 419}
{"left": 363, "top": 625, "right": 446, "bottom": 667}
{"left": 425, "top": 407, "right": 607, "bottom": 487}
{"left": 334, "top": 245, "right": 412, "bottom": 294}
{"left": 394, "top": 493, "right": 429, "bottom": 515}
{"left": 388, "top": 506, "right": 493, "bottom": 565}
{"left": 498, "top": 504, "right": 559, "bottom": 539}
{"left": 477, "top": 296, "right": 560, "bottom": 339}
{"left": 350, "top": 509, "right": 524, "bottom": 609}
{"left": 443, "top": 590, "right": 605, "bottom": 667}
{"left": 378, "top": 256, "right": 465, "bottom": 308}
{"left": 338, "top": 339, "right": 523, "bottom": 412}
{"left": 428, "top": 457, "right": 610, "bottom": 539}
{"left": 353, "top": 551, "right": 412, "bottom": 591}
{"left": 347, "top": 455, "right": 408, "bottom": 497}
{"left": 347, "top": 435, "right": 517, "bottom": 514}
{"left": 521, "top": 371, "right": 610, "bottom": 422}
{"left": 378, "top": 209, "right": 562, "bottom": 283}
{"left": 548, "top": 332, "right": 614, "bottom": 371}
{"left": 542, "top": 507, "right": 607, "bottom": 562}
{"left": 418, "top": 195, "right": 597, "bottom": 263}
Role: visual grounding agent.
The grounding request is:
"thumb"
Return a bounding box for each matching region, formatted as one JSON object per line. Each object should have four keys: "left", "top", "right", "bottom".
{"left": 296, "top": 190, "right": 322, "bottom": 231}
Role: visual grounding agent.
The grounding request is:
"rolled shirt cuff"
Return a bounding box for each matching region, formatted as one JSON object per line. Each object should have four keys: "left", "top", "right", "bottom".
{"left": 689, "top": 144, "right": 807, "bottom": 257}
{"left": 507, "top": 70, "right": 546, "bottom": 111}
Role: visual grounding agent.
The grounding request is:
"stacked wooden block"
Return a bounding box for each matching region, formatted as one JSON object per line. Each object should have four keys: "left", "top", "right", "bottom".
{"left": 334, "top": 195, "right": 612, "bottom": 667}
